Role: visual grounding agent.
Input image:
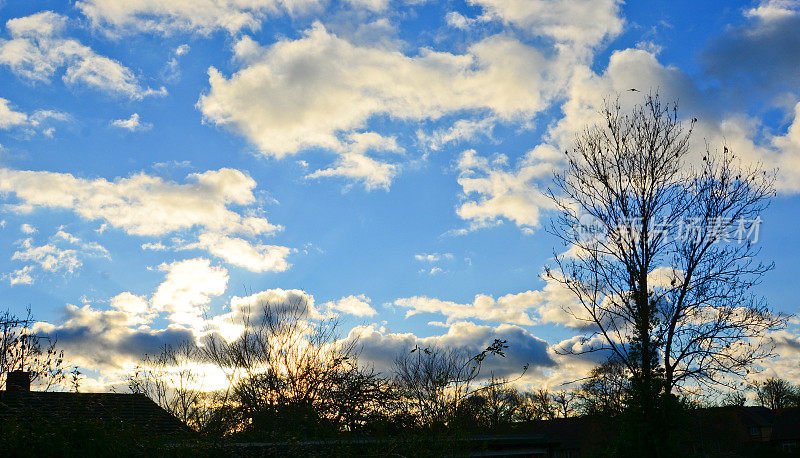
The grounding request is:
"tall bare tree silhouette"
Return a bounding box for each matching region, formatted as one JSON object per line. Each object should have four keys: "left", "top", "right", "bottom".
{"left": 546, "top": 93, "right": 785, "bottom": 453}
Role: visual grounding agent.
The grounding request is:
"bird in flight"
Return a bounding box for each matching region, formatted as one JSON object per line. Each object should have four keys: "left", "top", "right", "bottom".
{"left": 628, "top": 88, "right": 640, "bottom": 92}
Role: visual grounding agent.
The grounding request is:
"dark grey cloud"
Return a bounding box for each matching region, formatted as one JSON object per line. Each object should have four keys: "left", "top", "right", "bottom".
{"left": 348, "top": 322, "right": 555, "bottom": 379}
{"left": 701, "top": 11, "right": 800, "bottom": 97}
{"left": 34, "top": 305, "right": 195, "bottom": 368}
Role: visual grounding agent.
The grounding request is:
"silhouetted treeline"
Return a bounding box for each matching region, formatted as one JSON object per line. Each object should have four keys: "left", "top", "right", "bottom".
{"left": 126, "top": 300, "right": 636, "bottom": 441}
{"left": 125, "top": 299, "right": 648, "bottom": 444}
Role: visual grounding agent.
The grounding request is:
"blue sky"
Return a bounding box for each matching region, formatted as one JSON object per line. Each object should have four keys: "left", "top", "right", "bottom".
{"left": 1, "top": 0, "right": 799, "bottom": 391}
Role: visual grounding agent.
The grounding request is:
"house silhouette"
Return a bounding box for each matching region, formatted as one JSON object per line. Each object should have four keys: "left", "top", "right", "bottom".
{"left": 0, "top": 370, "right": 189, "bottom": 437}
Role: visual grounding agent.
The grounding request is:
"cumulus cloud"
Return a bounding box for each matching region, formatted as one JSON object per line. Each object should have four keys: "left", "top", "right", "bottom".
{"left": 0, "top": 168, "right": 274, "bottom": 236}
{"left": 200, "top": 25, "right": 557, "bottom": 156}
{"left": 151, "top": 258, "right": 228, "bottom": 329}
{"left": 34, "top": 304, "right": 195, "bottom": 369}
{"left": 208, "top": 289, "right": 378, "bottom": 342}
{"left": 32, "top": 258, "right": 227, "bottom": 370}
{"left": 33, "top": 286, "right": 558, "bottom": 390}
{"left": 163, "top": 44, "right": 190, "bottom": 82}
{"left": 445, "top": 11, "right": 489, "bottom": 30}
{"left": 109, "top": 291, "right": 152, "bottom": 325}
{"left": 417, "top": 116, "right": 497, "bottom": 151}
{"left": 110, "top": 113, "right": 152, "bottom": 131}
{"left": 207, "top": 288, "right": 320, "bottom": 341}
{"left": 455, "top": 146, "right": 561, "bottom": 231}
{"left": 469, "top": 0, "right": 624, "bottom": 51}
{"left": 0, "top": 12, "right": 165, "bottom": 99}
{"left": 540, "top": 333, "right": 618, "bottom": 388}
{"left": 199, "top": 24, "right": 567, "bottom": 188}
{"left": 182, "top": 232, "right": 291, "bottom": 273}
{"left": 761, "top": 327, "right": 800, "bottom": 384}
{"left": 0, "top": 167, "right": 293, "bottom": 270}
{"left": 394, "top": 274, "right": 587, "bottom": 328}
{"left": 322, "top": 294, "right": 377, "bottom": 317}
{"left": 77, "top": 0, "right": 322, "bottom": 35}
{"left": 12, "top": 239, "right": 78, "bottom": 274}
{"left": 7, "top": 265, "right": 34, "bottom": 286}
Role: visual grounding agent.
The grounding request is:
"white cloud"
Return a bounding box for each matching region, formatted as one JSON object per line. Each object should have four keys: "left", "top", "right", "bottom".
{"left": 6, "top": 228, "right": 111, "bottom": 284}
{"left": 151, "top": 258, "right": 228, "bottom": 329}
{"left": 469, "top": 0, "right": 624, "bottom": 51}
{"left": 12, "top": 239, "right": 80, "bottom": 275}
{"left": 163, "top": 44, "right": 191, "bottom": 82}
{"left": 395, "top": 275, "right": 585, "bottom": 328}
{"left": 141, "top": 241, "right": 167, "bottom": 251}
{"left": 414, "top": 252, "right": 453, "bottom": 262}
{"left": 199, "top": 24, "right": 565, "bottom": 187}
{"left": 77, "top": 0, "right": 323, "bottom": 35}
{"left": 417, "top": 116, "right": 496, "bottom": 151}
{"left": 396, "top": 292, "right": 536, "bottom": 326}
{"left": 761, "top": 326, "right": 800, "bottom": 385}
{"left": 0, "top": 167, "right": 292, "bottom": 271}
{"left": 200, "top": 25, "right": 556, "bottom": 157}
{"left": 7, "top": 265, "right": 34, "bottom": 285}
{"left": 109, "top": 291, "right": 152, "bottom": 325}
{"left": 0, "top": 97, "right": 68, "bottom": 135}
{"left": 183, "top": 232, "right": 291, "bottom": 273}
{"left": 0, "top": 11, "right": 165, "bottom": 99}
{"left": 455, "top": 146, "right": 561, "bottom": 231}
{"left": 208, "top": 288, "right": 320, "bottom": 340}
{"left": 344, "top": 0, "right": 392, "bottom": 13}
{"left": 53, "top": 228, "right": 111, "bottom": 257}
{"left": 322, "top": 294, "right": 377, "bottom": 317}
{"left": 0, "top": 97, "right": 28, "bottom": 128}
{"left": 445, "top": 11, "right": 489, "bottom": 30}
{"left": 174, "top": 44, "right": 190, "bottom": 56}
{"left": 110, "top": 113, "right": 152, "bottom": 131}
{"left": 0, "top": 167, "right": 279, "bottom": 237}
{"left": 745, "top": 0, "right": 800, "bottom": 21}
{"left": 305, "top": 132, "right": 402, "bottom": 191}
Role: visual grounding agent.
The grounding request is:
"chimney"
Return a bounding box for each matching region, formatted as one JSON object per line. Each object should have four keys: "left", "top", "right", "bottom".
{"left": 6, "top": 370, "right": 31, "bottom": 392}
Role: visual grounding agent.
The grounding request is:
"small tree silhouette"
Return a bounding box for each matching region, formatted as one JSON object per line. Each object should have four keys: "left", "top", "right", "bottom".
{"left": 0, "top": 307, "right": 66, "bottom": 391}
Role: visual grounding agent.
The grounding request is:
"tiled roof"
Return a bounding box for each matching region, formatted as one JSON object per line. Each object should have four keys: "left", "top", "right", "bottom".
{"left": 0, "top": 391, "right": 190, "bottom": 436}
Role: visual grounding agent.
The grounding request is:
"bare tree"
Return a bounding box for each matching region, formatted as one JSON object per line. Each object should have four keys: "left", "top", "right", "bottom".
{"left": 474, "top": 376, "right": 520, "bottom": 429}
{"left": 201, "top": 297, "right": 392, "bottom": 436}
{"left": 546, "top": 93, "right": 785, "bottom": 412}
{"left": 552, "top": 390, "right": 577, "bottom": 418}
{"left": 577, "top": 359, "right": 629, "bottom": 416}
{"left": 720, "top": 390, "right": 747, "bottom": 407}
{"left": 0, "top": 307, "right": 66, "bottom": 391}
{"left": 392, "top": 339, "right": 514, "bottom": 428}
{"left": 514, "top": 390, "right": 549, "bottom": 422}
{"left": 128, "top": 341, "right": 208, "bottom": 430}
{"left": 755, "top": 378, "right": 798, "bottom": 410}
{"left": 528, "top": 389, "right": 556, "bottom": 420}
